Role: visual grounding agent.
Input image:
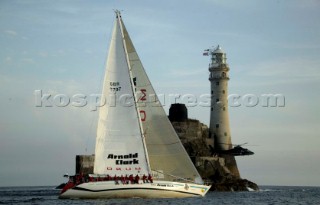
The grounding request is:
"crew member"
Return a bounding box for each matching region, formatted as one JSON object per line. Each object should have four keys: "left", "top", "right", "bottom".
{"left": 148, "top": 174, "right": 153, "bottom": 183}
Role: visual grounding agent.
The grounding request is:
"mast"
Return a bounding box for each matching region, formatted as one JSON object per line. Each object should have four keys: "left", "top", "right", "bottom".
{"left": 115, "top": 10, "right": 151, "bottom": 174}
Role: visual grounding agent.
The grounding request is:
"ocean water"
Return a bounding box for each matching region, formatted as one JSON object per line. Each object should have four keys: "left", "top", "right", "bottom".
{"left": 0, "top": 186, "right": 319, "bottom": 205}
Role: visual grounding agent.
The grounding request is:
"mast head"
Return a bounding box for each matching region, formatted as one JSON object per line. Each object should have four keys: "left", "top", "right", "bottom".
{"left": 114, "top": 9, "right": 122, "bottom": 18}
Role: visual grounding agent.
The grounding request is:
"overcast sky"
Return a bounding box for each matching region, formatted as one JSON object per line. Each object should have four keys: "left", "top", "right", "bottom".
{"left": 1, "top": 0, "right": 320, "bottom": 187}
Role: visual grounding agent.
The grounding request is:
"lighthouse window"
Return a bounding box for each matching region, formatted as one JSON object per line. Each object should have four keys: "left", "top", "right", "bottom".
{"left": 222, "top": 90, "right": 225, "bottom": 94}
{"left": 216, "top": 124, "right": 219, "bottom": 128}
{"left": 216, "top": 98, "right": 219, "bottom": 102}
{"left": 224, "top": 132, "right": 227, "bottom": 136}
{"left": 223, "top": 107, "right": 226, "bottom": 111}
{"left": 222, "top": 72, "right": 226, "bottom": 77}
{"left": 211, "top": 107, "right": 213, "bottom": 111}
{"left": 216, "top": 82, "right": 219, "bottom": 86}
{"left": 211, "top": 91, "right": 213, "bottom": 94}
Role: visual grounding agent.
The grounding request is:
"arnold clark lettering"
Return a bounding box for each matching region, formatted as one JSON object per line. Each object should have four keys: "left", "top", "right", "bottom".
{"left": 107, "top": 153, "right": 139, "bottom": 165}
{"left": 152, "top": 183, "right": 174, "bottom": 187}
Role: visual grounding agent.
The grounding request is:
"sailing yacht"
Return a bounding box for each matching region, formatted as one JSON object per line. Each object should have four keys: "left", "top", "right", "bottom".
{"left": 59, "top": 11, "right": 211, "bottom": 199}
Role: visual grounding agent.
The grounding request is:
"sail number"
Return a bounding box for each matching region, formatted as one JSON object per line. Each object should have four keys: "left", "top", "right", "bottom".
{"left": 110, "top": 81, "right": 121, "bottom": 92}
{"left": 140, "top": 89, "right": 146, "bottom": 121}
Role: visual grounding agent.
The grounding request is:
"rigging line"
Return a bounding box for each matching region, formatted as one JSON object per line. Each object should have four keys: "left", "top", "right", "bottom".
{"left": 147, "top": 142, "right": 180, "bottom": 146}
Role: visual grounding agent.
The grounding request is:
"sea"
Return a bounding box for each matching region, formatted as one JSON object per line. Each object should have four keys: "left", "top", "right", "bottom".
{"left": 0, "top": 186, "right": 319, "bottom": 205}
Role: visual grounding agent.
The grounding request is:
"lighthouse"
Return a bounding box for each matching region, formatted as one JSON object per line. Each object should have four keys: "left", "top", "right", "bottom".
{"left": 207, "top": 45, "right": 232, "bottom": 150}
{"left": 205, "top": 45, "right": 240, "bottom": 177}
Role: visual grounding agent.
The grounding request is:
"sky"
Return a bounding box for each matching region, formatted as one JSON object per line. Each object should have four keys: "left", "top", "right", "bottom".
{"left": 0, "top": 0, "right": 319, "bottom": 187}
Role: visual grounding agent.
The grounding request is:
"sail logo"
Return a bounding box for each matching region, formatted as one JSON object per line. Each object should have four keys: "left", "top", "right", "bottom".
{"left": 139, "top": 89, "right": 147, "bottom": 121}
{"left": 106, "top": 167, "right": 141, "bottom": 171}
{"left": 140, "top": 89, "right": 147, "bottom": 101}
{"left": 107, "top": 153, "right": 139, "bottom": 165}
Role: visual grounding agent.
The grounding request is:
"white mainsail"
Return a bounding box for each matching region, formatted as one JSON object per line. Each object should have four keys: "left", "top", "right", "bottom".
{"left": 120, "top": 19, "right": 203, "bottom": 184}
{"left": 94, "top": 16, "right": 150, "bottom": 176}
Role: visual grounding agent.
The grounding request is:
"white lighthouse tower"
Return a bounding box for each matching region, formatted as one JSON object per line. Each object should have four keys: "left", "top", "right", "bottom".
{"left": 205, "top": 45, "right": 240, "bottom": 177}
{"left": 207, "top": 45, "right": 232, "bottom": 150}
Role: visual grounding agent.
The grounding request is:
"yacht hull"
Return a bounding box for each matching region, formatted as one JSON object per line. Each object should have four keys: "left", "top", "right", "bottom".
{"left": 59, "top": 180, "right": 211, "bottom": 199}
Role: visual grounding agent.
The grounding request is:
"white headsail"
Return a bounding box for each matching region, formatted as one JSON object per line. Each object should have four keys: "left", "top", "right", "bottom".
{"left": 94, "top": 13, "right": 150, "bottom": 176}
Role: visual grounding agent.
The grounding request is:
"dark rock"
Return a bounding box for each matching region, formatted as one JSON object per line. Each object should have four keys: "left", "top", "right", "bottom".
{"left": 210, "top": 178, "right": 259, "bottom": 191}
{"left": 170, "top": 117, "right": 259, "bottom": 192}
